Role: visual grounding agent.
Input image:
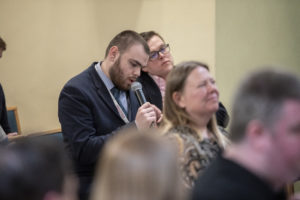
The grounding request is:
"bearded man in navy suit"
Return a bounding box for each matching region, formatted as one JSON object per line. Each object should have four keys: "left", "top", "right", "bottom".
{"left": 58, "top": 30, "right": 162, "bottom": 200}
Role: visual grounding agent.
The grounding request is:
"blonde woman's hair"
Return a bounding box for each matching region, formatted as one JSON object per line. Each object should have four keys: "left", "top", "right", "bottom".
{"left": 91, "top": 128, "right": 184, "bottom": 200}
{"left": 163, "top": 61, "right": 228, "bottom": 147}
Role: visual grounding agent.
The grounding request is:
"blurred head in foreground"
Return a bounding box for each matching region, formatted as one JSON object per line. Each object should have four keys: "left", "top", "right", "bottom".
{"left": 192, "top": 68, "right": 300, "bottom": 200}
{"left": 228, "top": 68, "right": 300, "bottom": 185}
{"left": 91, "top": 129, "right": 183, "bottom": 200}
{"left": 0, "top": 137, "right": 78, "bottom": 200}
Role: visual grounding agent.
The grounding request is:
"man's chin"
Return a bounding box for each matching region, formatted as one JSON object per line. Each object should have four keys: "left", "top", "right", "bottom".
{"left": 117, "top": 84, "right": 130, "bottom": 91}
{"left": 124, "top": 86, "right": 130, "bottom": 91}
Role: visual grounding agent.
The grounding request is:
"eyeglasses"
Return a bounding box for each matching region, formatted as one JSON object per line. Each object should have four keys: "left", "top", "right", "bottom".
{"left": 149, "top": 44, "right": 170, "bottom": 61}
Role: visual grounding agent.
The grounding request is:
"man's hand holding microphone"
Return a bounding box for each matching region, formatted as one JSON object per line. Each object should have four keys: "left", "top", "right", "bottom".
{"left": 131, "top": 82, "right": 162, "bottom": 130}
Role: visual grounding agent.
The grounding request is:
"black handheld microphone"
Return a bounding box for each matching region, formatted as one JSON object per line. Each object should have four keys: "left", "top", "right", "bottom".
{"left": 131, "top": 82, "right": 155, "bottom": 128}
{"left": 131, "top": 82, "right": 147, "bottom": 105}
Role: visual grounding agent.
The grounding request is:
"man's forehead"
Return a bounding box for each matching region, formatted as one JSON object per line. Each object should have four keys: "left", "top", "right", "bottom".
{"left": 123, "top": 44, "right": 148, "bottom": 65}
{"left": 276, "top": 100, "right": 300, "bottom": 124}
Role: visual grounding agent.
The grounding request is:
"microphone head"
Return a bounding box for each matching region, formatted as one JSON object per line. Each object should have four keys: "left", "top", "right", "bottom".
{"left": 131, "top": 81, "right": 142, "bottom": 91}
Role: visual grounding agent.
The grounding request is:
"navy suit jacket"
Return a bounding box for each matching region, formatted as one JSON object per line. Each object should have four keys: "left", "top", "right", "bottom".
{"left": 0, "top": 84, "right": 11, "bottom": 134}
{"left": 58, "top": 62, "right": 140, "bottom": 198}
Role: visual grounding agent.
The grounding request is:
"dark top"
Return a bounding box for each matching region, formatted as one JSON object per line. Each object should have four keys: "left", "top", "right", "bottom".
{"left": 192, "top": 155, "right": 286, "bottom": 200}
{"left": 58, "top": 62, "right": 140, "bottom": 200}
{"left": 137, "top": 71, "right": 162, "bottom": 110}
{"left": 216, "top": 102, "right": 230, "bottom": 128}
{"left": 0, "top": 84, "right": 11, "bottom": 134}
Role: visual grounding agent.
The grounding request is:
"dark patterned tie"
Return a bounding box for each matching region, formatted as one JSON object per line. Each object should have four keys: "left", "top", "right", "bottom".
{"left": 111, "top": 87, "right": 127, "bottom": 116}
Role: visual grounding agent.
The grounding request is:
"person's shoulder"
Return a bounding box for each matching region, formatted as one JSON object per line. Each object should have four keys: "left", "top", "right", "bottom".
{"left": 193, "top": 175, "right": 250, "bottom": 200}
{"left": 64, "top": 63, "right": 97, "bottom": 88}
{"left": 167, "top": 126, "right": 199, "bottom": 142}
{"left": 165, "top": 126, "right": 197, "bottom": 154}
{"left": 165, "top": 126, "right": 190, "bottom": 141}
{"left": 192, "top": 185, "right": 253, "bottom": 200}
{"left": 164, "top": 127, "right": 185, "bottom": 154}
{"left": 0, "top": 83, "right": 4, "bottom": 97}
{"left": 193, "top": 157, "right": 257, "bottom": 200}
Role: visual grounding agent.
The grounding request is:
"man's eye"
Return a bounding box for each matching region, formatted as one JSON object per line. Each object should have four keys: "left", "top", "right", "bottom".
{"left": 130, "top": 62, "right": 138, "bottom": 67}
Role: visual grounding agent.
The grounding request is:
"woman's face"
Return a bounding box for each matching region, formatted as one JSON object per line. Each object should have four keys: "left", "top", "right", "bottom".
{"left": 143, "top": 35, "right": 173, "bottom": 79}
{"left": 175, "top": 66, "right": 219, "bottom": 119}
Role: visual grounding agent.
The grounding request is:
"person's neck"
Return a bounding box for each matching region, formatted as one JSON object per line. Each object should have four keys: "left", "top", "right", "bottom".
{"left": 224, "top": 145, "right": 284, "bottom": 191}
{"left": 190, "top": 113, "right": 211, "bottom": 129}
{"left": 195, "top": 126, "right": 210, "bottom": 139}
{"left": 189, "top": 115, "right": 212, "bottom": 139}
{"left": 149, "top": 73, "right": 167, "bottom": 81}
{"left": 160, "top": 74, "right": 168, "bottom": 80}
{"left": 100, "top": 60, "right": 111, "bottom": 80}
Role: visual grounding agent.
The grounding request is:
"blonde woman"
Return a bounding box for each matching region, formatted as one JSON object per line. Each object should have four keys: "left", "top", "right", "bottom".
{"left": 91, "top": 129, "right": 183, "bottom": 200}
{"left": 162, "top": 61, "right": 228, "bottom": 189}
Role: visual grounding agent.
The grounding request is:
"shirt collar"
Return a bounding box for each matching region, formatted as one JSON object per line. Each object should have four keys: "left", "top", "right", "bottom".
{"left": 95, "top": 62, "right": 115, "bottom": 91}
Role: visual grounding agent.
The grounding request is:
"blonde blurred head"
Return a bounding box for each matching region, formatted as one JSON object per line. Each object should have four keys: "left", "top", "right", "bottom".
{"left": 91, "top": 129, "right": 183, "bottom": 200}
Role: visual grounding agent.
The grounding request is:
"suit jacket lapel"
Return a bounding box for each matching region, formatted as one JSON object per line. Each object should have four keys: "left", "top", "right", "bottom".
{"left": 88, "top": 64, "right": 122, "bottom": 119}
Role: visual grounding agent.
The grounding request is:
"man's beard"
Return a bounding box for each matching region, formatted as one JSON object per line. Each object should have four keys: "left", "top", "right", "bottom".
{"left": 109, "top": 57, "right": 129, "bottom": 91}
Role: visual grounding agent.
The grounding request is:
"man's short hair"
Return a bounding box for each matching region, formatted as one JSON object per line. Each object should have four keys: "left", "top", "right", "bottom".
{"left": 0, "top": 37, "right": 6, "bottom": 50}
{"left": 105, "top": 30, "right": 150, "bottom": 58}
{"left": 0, "top": 137, "right": 74, "bottom": 200}
{"left": 230, "top": 68, "right": 300, "bottom": 142}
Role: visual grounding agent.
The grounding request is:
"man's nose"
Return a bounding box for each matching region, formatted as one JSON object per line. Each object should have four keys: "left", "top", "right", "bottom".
{"left": 134, "top": 67, "right": 141, "bottom": 77}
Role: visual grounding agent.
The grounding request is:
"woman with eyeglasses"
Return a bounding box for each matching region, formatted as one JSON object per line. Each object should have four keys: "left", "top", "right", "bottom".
{"left": 137, "top": 31, "right": 173, "bottom": 111}
{"left": 162, "top": 61, "right": 229, "bottom": 190}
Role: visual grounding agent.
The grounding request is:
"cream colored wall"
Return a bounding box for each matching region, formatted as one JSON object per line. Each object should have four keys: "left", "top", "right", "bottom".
{"left": 216, "top": 0, "right": 300, "bottom": 117}
{"left": 0, "top": 0, "right": 215, "bottom": 134}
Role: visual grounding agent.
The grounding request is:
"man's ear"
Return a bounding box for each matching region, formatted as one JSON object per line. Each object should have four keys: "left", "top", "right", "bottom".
{"left": 108, "top": 46, "right": 119, "bottom": 62}
{"left": 172, "top": 91, "right": 185, "bottom": 108}
{"left": 245, "top": 120, "right": 270, "bottom": 151}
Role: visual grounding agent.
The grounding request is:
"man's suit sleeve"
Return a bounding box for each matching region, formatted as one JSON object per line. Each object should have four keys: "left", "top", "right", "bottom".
{"left": 0, "top": 84, "right": 11, "bottom": 134}
{"left": 58, "top": 85, "right": 135, "bottom": 165}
